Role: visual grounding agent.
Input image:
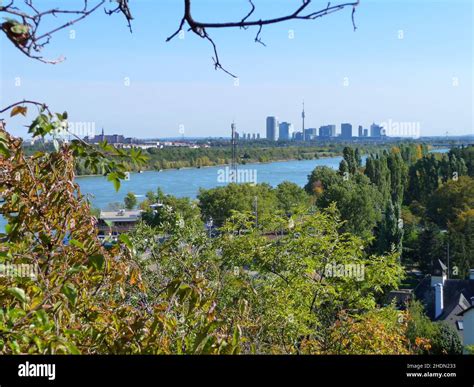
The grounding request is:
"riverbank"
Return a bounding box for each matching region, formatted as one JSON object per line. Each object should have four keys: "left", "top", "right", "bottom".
{"left": 75, "top": 151, "right": 342, "bottom": 178}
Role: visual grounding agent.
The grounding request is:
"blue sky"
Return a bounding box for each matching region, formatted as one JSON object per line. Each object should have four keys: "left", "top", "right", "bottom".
{"left": 1, "top": 0, "right": 472, "bottom": 138}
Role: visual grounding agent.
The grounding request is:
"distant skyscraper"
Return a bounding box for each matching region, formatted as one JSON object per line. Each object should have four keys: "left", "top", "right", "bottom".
{"left": 358, "top": 125, "right": 363, "bottom": 137}
{"left": 363, "top": 128, "right": 369, "bottom": 137}
{"left": 294, "top": 132, "right": 303, "bottom": 141}
{"left": 370, "top": 123, "right": 383, "bottom": 138}
{"left": 341, "top": 123, "right": 352, "bottom": 139}
{"left": 266, "top": 116, "right": 278, "bottom": 141}
{"left": 319, "top": 125, "right": 336, "bottom": 138}
{"left": 304, "top": 128, "right": 318, "bottom": 141}
{"left": 279, "top": 122, "right": 293, "bottom": 140}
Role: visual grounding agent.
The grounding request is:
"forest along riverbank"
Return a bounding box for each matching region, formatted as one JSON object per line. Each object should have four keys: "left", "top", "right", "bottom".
{"left": 0, "top": 149, "right": 450, "bottom": 230}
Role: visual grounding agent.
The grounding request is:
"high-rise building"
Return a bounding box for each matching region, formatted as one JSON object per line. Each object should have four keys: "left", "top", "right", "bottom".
{"left": 370, "top": 123, "right": 383, "bottom": 138}
{"left": 341, "top": 123, "right": 352, "bottom": 139}
{"left": 319, "top": 125, "right": 336, "bottom": 138}
{"left": 266, "top": 116, "right": 278, "bottom": 141}
{"left": 257, "top": 133, "right": 261, "bottom": 140}
{"left": 358, "top": 125, "right": 363, "bottom": 137}
{"left": 293, "top": 132, "right": 303, "bottom": 141}
{"left": 304, "top": 128, "right": 318, "bottom": 141}
{"left": 279, "top": 122, "right": 293, "bottom": 141}
{"left": 363, "top": 128, "right": 369, "bottom": 137}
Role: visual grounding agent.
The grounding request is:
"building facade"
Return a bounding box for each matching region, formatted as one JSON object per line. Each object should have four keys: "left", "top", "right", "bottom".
{"left": 341, "top": 123, "right": 352, "bottom": 139}
{"left": 319, "top": 125, "right": 336, "bottom": 138}
{"left": 266, "top": 116, "right": 278, "bottom": 141}
{"left": 278, "top": 122, "right": 293, "bottom": 141}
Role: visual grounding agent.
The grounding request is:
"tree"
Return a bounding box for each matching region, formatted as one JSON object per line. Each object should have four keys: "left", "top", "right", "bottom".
{"left": 338, "top": 159, "right": 349, "bottom": 176}
{"left": 406, "top": 300, "right": 438, "bottom": 354}
{"left": 316, "top": 308, "right": 412, "bottom": 355}
{"left": 431, "top": 324, "right": 462, "bottom": 355}
{"left": 275, "top": 181, "right": 309, "bottom": 215}
{"left": 426, "top": 176, "right": 474, "bottom": 228}
{"left": 198, "top": 183, "right": 278, "bottom": 228}
{"left": 0, "top": 127, "right": 239, "bottom": 354}
{"left": 305, "top": 166, "right": 341, "bottom": 196}
{"left": 448, "top": 209, "right": 474, "bottom": 278}
{"left": 364, "top": 153, "right": 391, "bottom": 203}
{"left": 416, "top": 223, "right": 446, "bottom": 273}
{"left": 124, "top": 192, "right": 138, "bottom": 210}
{"left": 215, "top": 206, "right": 404, "bottom": 353}
{"left": 375, "top": 201, "right": 403, "bottom": 254}
{"left": 315, "top": 174, "right": 384, "bottom": 239}
{"left": 406, "top": 154, "right": 440, "bottom": 204}
{"left": 354, "top": 148, "right": 362, "bottom": 168}
{"left": 387, "top": 150, "right": 407, "bottom": 205}
{"left": 342, "top": 146, "right": 357, "bottom": 175}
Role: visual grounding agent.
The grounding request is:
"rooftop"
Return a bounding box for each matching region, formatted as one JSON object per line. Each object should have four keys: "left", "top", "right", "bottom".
{"left": 99, "top": 209, "right": 142, "bottom": 222}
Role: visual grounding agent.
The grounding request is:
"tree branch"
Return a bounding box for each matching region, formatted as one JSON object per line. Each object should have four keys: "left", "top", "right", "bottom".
{"left": 0, "top": 0, "right": 133, "bottom": 63}
{"left": 166, "top": 0, "right": 360, "bottom": 77}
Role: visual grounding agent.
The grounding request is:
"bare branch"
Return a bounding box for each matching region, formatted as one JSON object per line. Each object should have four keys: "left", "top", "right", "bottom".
{"left": 0, "top": 99, "right": 50, "bottom": 115}
{"left": 0, "top": 0, "right": 133, "bottom": 63}
{"left": 1, "top": 0, "right": 360, "bottom": 75}
{"left": 167, "top": 0, "right": 361, "bottom": 76}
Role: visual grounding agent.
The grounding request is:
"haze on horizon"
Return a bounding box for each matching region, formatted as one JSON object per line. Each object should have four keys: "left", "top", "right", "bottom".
{"left": 1, "top": 0, "right": 472, "bottom": 139}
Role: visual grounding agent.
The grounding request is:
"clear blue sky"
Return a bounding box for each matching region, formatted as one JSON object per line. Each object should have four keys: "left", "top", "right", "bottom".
{"left": 1, "top": 0, "right": 472, "bottom": 138}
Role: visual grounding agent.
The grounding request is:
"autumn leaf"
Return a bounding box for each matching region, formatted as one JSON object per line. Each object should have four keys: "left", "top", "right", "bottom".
{"left": 10, "top": 106, "right": 27, "bottom": 117}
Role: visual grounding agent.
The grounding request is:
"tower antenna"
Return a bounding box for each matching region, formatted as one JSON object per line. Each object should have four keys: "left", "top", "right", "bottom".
{"left": 302, "top": 100, "right": 306, "bottom": 141}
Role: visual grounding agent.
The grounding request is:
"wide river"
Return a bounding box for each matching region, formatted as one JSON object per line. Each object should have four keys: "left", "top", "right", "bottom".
{"left": 78, "top": 155, "right": 349, "bottom": 209}
{"left": 1, "top": 149, "right": 450, "bottom": 230}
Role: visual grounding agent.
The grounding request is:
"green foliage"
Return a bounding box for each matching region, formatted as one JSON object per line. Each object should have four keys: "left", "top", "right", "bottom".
{"left": 315, "top": 173, "right": 384, "bottom": 239}
{"left": 275, "top": 181, "right": 309, "bottom": 215}
{"left": 431, "top": 323, "right": 463, "bottom": 355}
{"left": 198, "top": 183, "right": 279, "bottom": 228}
{"left": 124, "top": 192, "right": 138, "bottom": 210}
{"left": 447, "top": 209, "right": 474, "bottom": 278}
{"left": 130, "top": 201, "right": 406, "bottom": 354}
{"left": 0, "top": 114, "right": 232, "bottom": 354}
{"left": 406, "top": 154, "right": 440, "bottom": 204}
{"left": 375, "top": 201, "right": 403, "bottom": 254}
{"left": 426, "top": 176, "right": 474, "bottom": 228}
{"left": 305, "top": 166, "right": 340, "bottom": 196}
{"left": 406, "top": 300, "right": 439, "bottom": 354}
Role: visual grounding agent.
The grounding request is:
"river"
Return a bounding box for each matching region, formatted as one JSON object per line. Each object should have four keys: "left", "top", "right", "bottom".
{"left": 1, "top": 149, "right": 450, "bottom": 230}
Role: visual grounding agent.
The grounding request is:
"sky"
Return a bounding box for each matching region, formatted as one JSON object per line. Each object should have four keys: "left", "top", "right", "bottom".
{"left": 0, "top": 0, "right": 473, "bottom": 138}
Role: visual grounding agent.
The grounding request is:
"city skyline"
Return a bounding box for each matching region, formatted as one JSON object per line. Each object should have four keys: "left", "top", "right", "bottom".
{"left": 1, "top": 0, "right": 472, "bottom": 139}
